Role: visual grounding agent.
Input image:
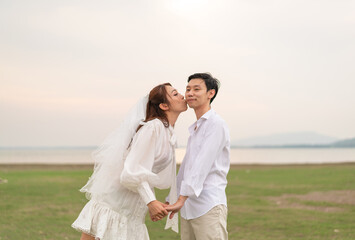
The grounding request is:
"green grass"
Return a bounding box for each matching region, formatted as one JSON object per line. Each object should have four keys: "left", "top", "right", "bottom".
{"left": 0, "top": 164, "right": 355, "bottom": 240}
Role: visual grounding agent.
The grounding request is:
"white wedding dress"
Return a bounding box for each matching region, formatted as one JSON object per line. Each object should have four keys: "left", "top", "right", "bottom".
{"left": 72, "top": 119, "right": 178, "bottom": 240}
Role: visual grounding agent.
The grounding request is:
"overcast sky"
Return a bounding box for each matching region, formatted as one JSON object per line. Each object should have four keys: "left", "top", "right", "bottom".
{"left": 1, "top": 0, "right": 354, "bottom": 147}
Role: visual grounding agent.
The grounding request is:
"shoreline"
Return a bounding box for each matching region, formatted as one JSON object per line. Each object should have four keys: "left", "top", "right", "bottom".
{"left": 2, "top": 148, "right": 355, "bottom": 166}
{"left": 1, "top": 162, "right": 355, "bottom": 170}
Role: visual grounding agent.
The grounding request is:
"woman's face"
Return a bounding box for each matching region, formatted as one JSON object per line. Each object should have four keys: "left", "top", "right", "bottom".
{"left": 165, "top": 85, "right": 188, "bottom": 113}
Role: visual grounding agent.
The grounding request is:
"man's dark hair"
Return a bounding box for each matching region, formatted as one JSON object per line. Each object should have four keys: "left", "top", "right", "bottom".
{"left": 188, "top": 73, "right": 220, "bottom": 103}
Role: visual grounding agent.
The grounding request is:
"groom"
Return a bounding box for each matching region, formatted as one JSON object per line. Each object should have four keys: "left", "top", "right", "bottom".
{"left": 166, "top": 73, "right": 230, "bottom": 240}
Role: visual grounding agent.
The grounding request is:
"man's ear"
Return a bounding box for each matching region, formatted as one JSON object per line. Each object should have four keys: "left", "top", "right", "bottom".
{"left": 208, "top": 89, "right": 216, "bottom": 100}
{"left": 159, "top": 103, "right": 169, "bottom": 111}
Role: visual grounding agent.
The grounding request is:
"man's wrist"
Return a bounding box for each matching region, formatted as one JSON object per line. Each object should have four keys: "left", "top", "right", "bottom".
{"left": 178, "top": 195, "right": 188, "bottom": 203}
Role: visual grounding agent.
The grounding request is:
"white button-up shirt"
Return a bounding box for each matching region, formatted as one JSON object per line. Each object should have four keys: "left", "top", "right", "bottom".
{"left": 177, "top": 109, "right": 230, "bottom": 220}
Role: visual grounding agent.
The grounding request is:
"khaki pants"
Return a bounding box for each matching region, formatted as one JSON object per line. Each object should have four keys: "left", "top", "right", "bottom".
{"left": 181, "top": 204, "right": 228, "bottom": 240}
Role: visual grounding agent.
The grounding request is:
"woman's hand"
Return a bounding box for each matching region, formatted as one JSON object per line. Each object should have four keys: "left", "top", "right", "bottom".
{"left": 165, "top": 195, "right": 188, "bottom": 219}
{"left": 147, "top": 200, "right": 169, "bottom": 222}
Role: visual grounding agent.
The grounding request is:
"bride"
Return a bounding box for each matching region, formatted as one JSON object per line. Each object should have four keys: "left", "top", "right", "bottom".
{"left": 72, "top": 83, "right": 187, "bottom": 240}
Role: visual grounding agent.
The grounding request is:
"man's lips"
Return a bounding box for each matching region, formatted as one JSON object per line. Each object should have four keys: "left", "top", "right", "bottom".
{"left": 186, "top": 99, "right": 195, "bottom": 102}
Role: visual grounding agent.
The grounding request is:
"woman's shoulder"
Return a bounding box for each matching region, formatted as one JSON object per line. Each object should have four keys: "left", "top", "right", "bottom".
{"left": 140, "top": 118, "right": 167, "bottom": 133}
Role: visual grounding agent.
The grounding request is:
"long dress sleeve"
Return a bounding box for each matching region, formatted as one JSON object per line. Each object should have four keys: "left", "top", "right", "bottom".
{"left": 120, "top": 122, "right": 160, "bottom": 205}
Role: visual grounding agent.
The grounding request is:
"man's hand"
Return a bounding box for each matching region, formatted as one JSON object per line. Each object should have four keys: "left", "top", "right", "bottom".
{"left": 147, "top": 200, "right": 169, "bottom": 222}
{"left": 165, "top": 195, "right": 188, "bottom": 219}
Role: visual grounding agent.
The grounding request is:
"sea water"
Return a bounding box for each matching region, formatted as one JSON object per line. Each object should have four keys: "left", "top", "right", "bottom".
{"left": 0, "top": 148, "right": 354, "bottom": 165}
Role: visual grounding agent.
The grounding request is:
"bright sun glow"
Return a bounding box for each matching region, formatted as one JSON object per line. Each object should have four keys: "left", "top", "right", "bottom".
{"left": 166, "top": 0, "right": 208, "bottom": 16}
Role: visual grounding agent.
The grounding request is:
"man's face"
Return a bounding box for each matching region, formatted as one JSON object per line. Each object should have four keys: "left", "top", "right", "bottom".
{"left": 185, "top": 78, "right": 213, "bottom": 109}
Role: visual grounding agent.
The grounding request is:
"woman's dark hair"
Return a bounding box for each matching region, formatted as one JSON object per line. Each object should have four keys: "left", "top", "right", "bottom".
{"left": 188, "top": 73, "right": 220, "bottom": 103}
{"left": 136, "top": 83, "right": 171, "bottom": 132}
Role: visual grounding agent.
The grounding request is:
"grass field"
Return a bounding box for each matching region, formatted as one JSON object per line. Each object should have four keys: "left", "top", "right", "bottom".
{"left": 1, "top": 164, "right": 355, "bottom": 240}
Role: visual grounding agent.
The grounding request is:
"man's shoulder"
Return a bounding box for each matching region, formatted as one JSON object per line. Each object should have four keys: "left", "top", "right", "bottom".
{"left": 208, "top": 111, "right": 228, "bottom": 128}
{"left": 201, "top": 111, "right": 229, "bottom": 138}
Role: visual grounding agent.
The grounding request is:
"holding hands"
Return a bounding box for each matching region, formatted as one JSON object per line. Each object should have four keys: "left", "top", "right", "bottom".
{"left": 165, "top": 196, "right": 188, "bottom": 219}
{"left": 147, "top": 200, "right": 169, "bottom": 222}
{"left": 148, "top": 196, "right": 187, "bottom": 222}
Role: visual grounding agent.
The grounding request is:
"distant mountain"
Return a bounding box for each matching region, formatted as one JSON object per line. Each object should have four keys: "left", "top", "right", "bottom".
{"left": 331, "top": 138, "right": 355, "bottom": 147}
{"left": 232, "top": 132, "right": 339, "bottom": 147}
{"left": 0, "top": 146, "right": 97, "bottom": 150}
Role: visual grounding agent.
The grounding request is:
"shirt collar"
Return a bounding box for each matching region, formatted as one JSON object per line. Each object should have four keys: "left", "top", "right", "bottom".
{"left": 188, "top": 108, "right": 215, "bottom": 134}
{"left": 200, "top": 108, "right": 215, "bottom": 120}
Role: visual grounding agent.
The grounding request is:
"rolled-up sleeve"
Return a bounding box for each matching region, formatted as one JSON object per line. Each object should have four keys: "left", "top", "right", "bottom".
{"left": 120, "top": 123, "right": 159, "bottom": 205}
{"left": 179, "top": 123, "right": 226, "bottom": 198}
